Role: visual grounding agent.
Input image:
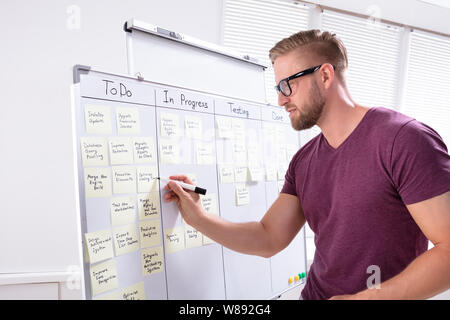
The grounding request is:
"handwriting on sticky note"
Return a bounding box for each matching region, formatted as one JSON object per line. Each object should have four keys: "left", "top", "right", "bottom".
{"left": 116, "top": 107, "right": 140, "bottom": 135}
{"left": 160, "top": 113, "right": 179, "bottom": 137}
{"left": 84, "top": 167, "right": 112, "bottom": 198}
{"left": 110, "top": 196, "right": 135, "bottom": 226}
{"left": 139, "top": 220, "right": 161, "bottom": 248}
{"left": 219, "top": 164, "right": 234, "bottom": 184}
{"left": 185, "top": 115, "right": 202, "bottom": 139}
{"left": 137, "top": 166, "right": 158, "bottom": 193}
{"left": 112, "top": 166, "right": 136, "bottom": 194}
{"left": 112, "top": 224, "right": 139, "bottom": 256}
{"left": 164, "top": 227, "right": 185, "bottom": 254}
{"left": 234, "top": 166, "right": 248, "bottom": 183}
{"left": 80, "top": 137, "right": 109, "bottom": 166}
{"left": 141, "top": 246, "right": 164, "bottom": 276}
{"left": 121, "top": 282, "right": 146, "bottom": 300}
{"left": 137, "top": 193, "right": 160, "bottom": 220}
{"left": 200, "top": 193, "right": 217, "bottom": 214}
{"left": 196, "top": 142, "right": 214, "bottom": 165}
{"left": 109, "top": 138, "right": 134, "bottom": 165}
{"left": 84, "top": 229, "right": 114, "bottom": 264}
{"left": 90, "top": 259, "right": 118, "bottom": 296}
{"left": 185, "top": 225, "right": 202, "bottom": 249}
{"left": 133, "top": 137, "right": 155, "bottom": 163}
{"left": 235, "top": 184, "right": 250, "bottom": 206}
{"left": 248, "top": 166, "right": 263, "bottom": 182}
{"left": 84, "top": 105, "right": 112, "bottom": 134}
{"left": 216, "top": 117, "right": 233, "bottom": 139}
{"left": 159, "top": 139, "right": 180, "bottom": 164}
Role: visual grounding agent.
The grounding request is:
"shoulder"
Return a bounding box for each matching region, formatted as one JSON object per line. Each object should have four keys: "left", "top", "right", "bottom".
{"left": 367, "top": 107, "right": 416, "bottom": 138}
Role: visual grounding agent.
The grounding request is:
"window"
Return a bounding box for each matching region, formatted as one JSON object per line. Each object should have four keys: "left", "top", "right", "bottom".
{"left": 222, "top": 0, "right": 310, "bottom": 105}
{"left": 402, "top": 30, "right": 450, "bottom": 146}
{"left": 321, "top": 10, "right": 403, "bottom": 110}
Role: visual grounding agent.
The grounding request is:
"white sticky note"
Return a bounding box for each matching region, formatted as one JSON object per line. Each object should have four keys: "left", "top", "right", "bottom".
{"left": 234, "top": 166, "right": 248, "bottom": 183}
{"left": 84, "top": 229, "right": 114, "bottom": 264}
{"left": 216, "top": 117, "right": 233, "bottom": 139}
{"left": 164, "top": 227, "right": 185, "bottom": 254}
{"left": 84, "top": 105, "right": 112, "bottom": 134}
{"left": 200, "top": 193, "right": 217, "bottom": 214}
{"left": 139, "top": 220, "right": 161, "bottom": 249}
{"left": 196, "top": 142, "right": 214, "bottom": 165}
{"left": 141, "top": 246, "right": 164, "bottom": 276}
{"left": 110, "top": 196, "right": 135, "bottom": 226}
{"left": 112, "top": 224, "right": 140, "bottom": 256}
{"left": 265, "top": 165, "right": 277, "bottom": 181}
{"left": 185, "top": 115, "right": 202, "bottom": 139}
{"left": 90, "top": 259, "right": 118, "bottom": 296}
{"left": 159, "top": 139, "right": 180, "bottom": 164}
{"left": 137, "top": 192, "right": 160, "bottom": 220}
{"left": 219, "top": 164, "right": 234, "bottom": 184}
{"left": 109, "top": 137, "right": 134, "bottom": 165}
{"left": 84, "top": 167, "right": 112, "bottom": 198}
{"left": 112, "top": 166, "right": 136, "bottom": 194}
{"left": 116, "top": 107, "right": 140, "bottom": 135}
{"left": 137, "top": 166, "right": 159, "bottom": 193}
{"left": 160, "top": 112, "right": 179, "bottom": 137}
{"left": 133, "top": 137, "right": 156, "bottom": 163}
{"left": 235, "top": 184, "right": 250, "bottom": 206}
{"left": 185, "top": 225, "right": 203, "bottom": 249}
{"left": 121, "top": 282, "right": 146, "bottom": 300}
{"left": 80, "top": 137, "right": 109, "bottom": 167}
{"left": 248, "top": 166, "right": 263, "bottom": 182}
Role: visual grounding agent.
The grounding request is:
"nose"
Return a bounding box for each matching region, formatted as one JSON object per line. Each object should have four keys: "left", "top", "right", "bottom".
{"left": 278, "top": 92, "right": 289, "bottom": 108}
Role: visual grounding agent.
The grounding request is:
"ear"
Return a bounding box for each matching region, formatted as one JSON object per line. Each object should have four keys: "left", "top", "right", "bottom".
{"left": 319, "top": 63, "right": 335, "bottom": 90}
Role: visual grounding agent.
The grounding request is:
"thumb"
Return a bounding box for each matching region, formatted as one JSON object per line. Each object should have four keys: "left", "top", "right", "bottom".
{"left": 168, "top": 181, "right": 188, "bottom": 199}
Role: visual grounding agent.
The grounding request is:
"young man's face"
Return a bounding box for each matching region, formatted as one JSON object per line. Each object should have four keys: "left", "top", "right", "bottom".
{"left": 273, "top": 50, "right": 325, "bottom": 131}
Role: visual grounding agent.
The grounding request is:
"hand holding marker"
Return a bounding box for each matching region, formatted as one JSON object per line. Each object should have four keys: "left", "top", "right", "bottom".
{"left": 157, "top": 177, "right": 207, "bottom": 195}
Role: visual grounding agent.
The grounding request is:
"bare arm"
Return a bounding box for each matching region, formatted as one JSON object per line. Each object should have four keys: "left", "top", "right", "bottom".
{"left": 164, "top": 175, "right": 306, "bottom": 258}
{"left": 332, "top": 190, "right": 450, "bottom": 300}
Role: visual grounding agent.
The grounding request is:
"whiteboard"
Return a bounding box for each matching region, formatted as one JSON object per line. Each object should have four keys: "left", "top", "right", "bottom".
{"left": 71, "top": 20, "right": 306, "bottom": 300}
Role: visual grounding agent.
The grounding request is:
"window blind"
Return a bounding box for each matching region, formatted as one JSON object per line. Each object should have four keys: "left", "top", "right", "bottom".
{"left": 321, "top": 10, "right": 403, "bottom": 110}
{"left": 222, "top": 0, "right": 310, "bottom": 105}
{"left": 402, "top": 30, "right": 450, "bottom": 146}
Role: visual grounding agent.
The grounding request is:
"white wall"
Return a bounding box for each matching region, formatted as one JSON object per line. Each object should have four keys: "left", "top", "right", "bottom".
{"left": 0, "top": 0, "right": 448, "bottom": 299}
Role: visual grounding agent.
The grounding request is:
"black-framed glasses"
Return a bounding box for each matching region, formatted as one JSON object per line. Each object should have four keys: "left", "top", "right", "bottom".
{"left": 274, "top": 64, "right": 335, "bottom": 97}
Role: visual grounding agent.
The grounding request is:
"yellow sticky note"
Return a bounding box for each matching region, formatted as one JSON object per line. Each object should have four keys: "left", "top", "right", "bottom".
{"left": 235, "top": 184, "right": 250, "bottom": 206}
{"left": 265, "top": 165, "right": 277, "bottom": 181}
{"left": 133, "top": 137, "right": 156, "bottom": 163}
{"left": 116, "top": 107, "right": 140, "bottom": 135}
{"left": 84, "top": 167, "right": 112, "bottom": 198}
{"left": 185, "top": 225, "right": 203, "bottom": 249}
{"left": 89, "top": 259, "right": 118, "bottom": 296}
{"left": 248, "top": 166, "right": 263, "bottom": 182}
{"left": 139, "top": 220, "right": 161, "bottom": 249}
{"left": 159, "top": 139, "right": 180, "bottom": 164}
{"left": 200, "top": 193, "right": 217, "bottom": 214}
{"left": 84, "top": 104, "right": 112, "bottom": 134}
{"left": 137, "top": 166, "right": 159, "bottom": 193}
{"left": 216, "top": 116, "right": 233, "bottom": 139}
{"left": 80, "top": 137, "right": 109, "bottom": 167}
{"left": 112, "top": 166, "right": 137, "bottom": 194}
{"left": 137, "top": 192, "right": 160, "bottom": 220}
{"left": 160, "top": 112, "right": 179, "bottom": 137}
{"left": 196, "top": 142, "right": 214, "bottom": 165}
{"left": 185, "top": 115, "right": 202, "bottom": 139}
{"left": 219, "top": 164, "right": 234, "bottom": 184}
{"left": 141, "top": 246, "right": 164, "bottom": 276}
{"left": 164, "top": 227, "right": 185, "bottom": 254}
{"left": 112, "top": 224, "right": 140, "bottom": 256}
{"left": 121, "top": 282, "right": 146, "bottom": 300}
{"left": 84, "top": 229, "right": 114, "bottom": 264}
{"left": 234, "top": 166, "right": 248, "bottom": 183}
{"left": 110, "top": 196, "right": 135, "bottom": 226}
{"left": 109, "top": 137, "right": 134, "bottom": 165}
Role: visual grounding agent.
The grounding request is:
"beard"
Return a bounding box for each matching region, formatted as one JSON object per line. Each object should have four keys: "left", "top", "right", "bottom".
{"left": 289, "top": 80, "right": 325, "bottom": 131}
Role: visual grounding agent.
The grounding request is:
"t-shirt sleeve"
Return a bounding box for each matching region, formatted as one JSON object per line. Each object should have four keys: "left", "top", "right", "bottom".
{"left": 390, "top": 120, "right": 450, "bottom": 205}
{"left": 281, "top": 154, "right": 298, "bottom": 196}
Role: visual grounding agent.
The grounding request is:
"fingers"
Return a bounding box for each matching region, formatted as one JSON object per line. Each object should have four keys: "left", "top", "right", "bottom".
{"left": 169, "top": 174, "right": 194, "bottom": 185}
{"left": 167, "top": 180, "right": 189, "bottom": 199}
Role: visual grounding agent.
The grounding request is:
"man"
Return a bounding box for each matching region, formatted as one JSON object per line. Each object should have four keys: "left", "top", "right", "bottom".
{"left": 164, "top": 30, "right": 450, "bottom": 300}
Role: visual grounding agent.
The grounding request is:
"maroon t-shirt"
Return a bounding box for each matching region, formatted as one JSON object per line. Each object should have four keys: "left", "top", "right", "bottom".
{"left": 281, "top": 107, "right": 450, "bottom": 300}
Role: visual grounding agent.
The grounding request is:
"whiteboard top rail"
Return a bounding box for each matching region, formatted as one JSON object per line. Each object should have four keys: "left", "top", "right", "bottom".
{"left": 124, "top": 19, "right": 267, "bottom": 69}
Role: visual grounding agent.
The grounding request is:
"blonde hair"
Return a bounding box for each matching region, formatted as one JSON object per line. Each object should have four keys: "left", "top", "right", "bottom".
{"left": 269, "top": 29, "right": 348, "bottom": 80}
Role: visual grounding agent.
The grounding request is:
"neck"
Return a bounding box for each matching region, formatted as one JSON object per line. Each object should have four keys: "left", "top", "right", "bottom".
{"left": 316, "top": 85, "right": 370, "bottom": 149}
